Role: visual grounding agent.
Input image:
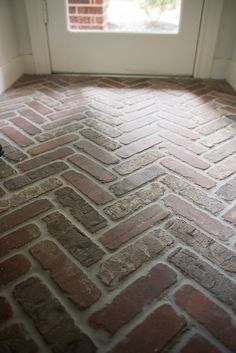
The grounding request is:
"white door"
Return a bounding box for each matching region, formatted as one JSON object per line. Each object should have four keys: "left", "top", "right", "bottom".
{"left": 46, "top": 0, "right": 204, "bottom": 76}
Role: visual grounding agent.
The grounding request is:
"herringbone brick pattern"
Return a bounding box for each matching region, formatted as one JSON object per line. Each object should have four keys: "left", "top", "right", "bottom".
{"left": 0, "top": 75, "right": 236, "bottom": 353}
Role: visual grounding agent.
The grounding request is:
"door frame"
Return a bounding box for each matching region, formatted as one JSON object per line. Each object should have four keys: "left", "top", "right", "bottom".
{"left": 25, "top": 0, "right": 224, "bottom": 78}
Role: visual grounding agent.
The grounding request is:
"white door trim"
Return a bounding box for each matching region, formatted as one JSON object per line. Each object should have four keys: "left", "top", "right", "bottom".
{"left": 26, "top": 0, "right": 224, "bottom": 78}
{"left": 25, "top": 0, "right": 51, "bottom": 74}
{"left": 193, "top": 0, "right": 224, "bottom": 78}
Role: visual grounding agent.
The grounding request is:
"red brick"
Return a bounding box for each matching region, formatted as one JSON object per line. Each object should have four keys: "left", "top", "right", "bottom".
{"left": 116, "top": 136, "right": 162, "bottom": 158}
{"left": 169, "top": 248, "right": 236, "bottom": 310}
{"left": 49, "top": 107, "right": 85, "bottom": 120}
{"left": 69, "top": 154, "right": 117, "bottom": 183}
{"left": 0, "top": 111, "right": 16, "bottom": 119}
{"left": 28, "top": 134, "right": 78, "bottom": 155}
{"left": 75, "top": 140, "right": 119, "bottom": 164}
{"left": 11, "top": 117, "right": 41, "bottom": 135}
{"left": 90, "top": 263, "right": 177, "bottom": 334}
{"left": 0, "top": 324, "right": 38, "bottom": 353}
{"left": 110, "top": 304, "right": 186, "bottom": 353}
{"left": 175, "top": 285, "right": 236, "bottom": 352}
{"left": 55, "top": 187, "right": 107, "bottom": 233}
{"left": 20, "top": 108, "right": 45, "bottom": 124}
{"left": 110, "top": 164, "right": 165, "bottom": 196}
{"left": 0, "top": 127, "right": 33, "bottom": 147}
{"left": 208, "top": 155, "right": 236, "bottom": 180}
{"left": 31, "top": 240, "right": 101, "bottom": 309}
{"left": 161, "top": 158, "right": 215, "bottom": 189}
{"left": 81, "top": 128, "right": 121, "bottom": 151}
{"left": 0, "top": 224, "right": 40, "bottom": 257}
{"left": 180, "top": 334, "right": 223, "bottom": 353}
{"left": 17, "top": 146, "right": 74, "bottom": 172}
{"left": 224, "top": 205, "right": 236, "bottom": 225}
{"left": 100, "top": 204, "right": 169, "bottom": 250}
{"left": 158, "top": 121, "right": 200, "bottom": 140}
{"left": 160, "top": 130, "right": 206, "bottom": 154}
{"left": 164, "top": 144, "right": 210, "bottom": 170}
{"left": 0, "top": 297, "right": 13, "bottom": 324}
{"left": 14, "top": 277, "right": 96, "bottom": 353}
{"left": 163, "top": 194, "right": 233, "bottom": 240}
{"left": 43, "top": 114, "right": 85, "bottom": 130}
{"left": 0, "top": 254, "right": 31, "bottom": 285}
{"left": 0, "top": 199, "right": 52, "bottom": 234}
{"left": 63, "top": 170, "right": 113, "bottom": 205}
{"left": 28, "top": 100, "right": 53, "bottom": 115}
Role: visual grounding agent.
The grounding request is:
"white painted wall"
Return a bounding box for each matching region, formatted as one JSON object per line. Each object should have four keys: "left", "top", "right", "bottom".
{"left": 226, "top": 38, "right": 236, "bottom": 90}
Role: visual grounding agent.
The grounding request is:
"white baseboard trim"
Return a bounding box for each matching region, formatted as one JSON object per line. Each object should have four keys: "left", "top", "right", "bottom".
{"left": 211, "top": 58, "right": 228, "bottom": 79}
{"left": 0, "top": 56, "right": 24, "bottom": 94}
{"left": 22, "top": 54, "right": 36, "bottom": 74}
{"left": 226, "top": 59, "right": 236, "bottom": 91}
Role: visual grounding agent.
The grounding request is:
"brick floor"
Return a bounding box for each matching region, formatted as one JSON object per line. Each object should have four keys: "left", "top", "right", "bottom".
{"left": 0, "top": 75, "right": 236, "bottom": 353}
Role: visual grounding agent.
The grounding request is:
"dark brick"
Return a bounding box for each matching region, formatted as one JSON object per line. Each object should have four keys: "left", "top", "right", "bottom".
{"left": 0, "top": 254, "right": 31, "bottom": 285}
{"left": 43, "top": 211, "right": 104, "bottom": 266}
{"left": 55, "top": 187, "right": 107, "bottom": 233}
{"left": 0, "top": 297, "right": 13, "bottom": 325}
{"left": 180, "top": 334, "right": 222, "bottom": 353}
{"left": 81, "top": 128, "right": 121, "bottom": 150}
{"left": 0, "top": 138, "right": 27, "bottom": 163}
{"left": 14, "top": 277, "right": 96, "bottom": 353}
{"left": 0, "top": 160, "right": 15, "bottom": 180}
{"left": 169, "top": 248, "right": 236, "bottom": 311}
{"left": 0, "top": 324, "right": 38, "bottom": 353}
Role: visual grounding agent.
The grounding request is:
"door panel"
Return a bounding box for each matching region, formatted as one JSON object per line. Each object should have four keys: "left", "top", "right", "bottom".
{"left": 46, "top": 0, "right": 204, "bottom": 75}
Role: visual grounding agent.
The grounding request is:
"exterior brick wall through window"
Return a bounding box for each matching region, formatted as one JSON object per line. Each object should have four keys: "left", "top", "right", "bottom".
{"left": 68, "top": 0, "right": 108, "bottom": 30}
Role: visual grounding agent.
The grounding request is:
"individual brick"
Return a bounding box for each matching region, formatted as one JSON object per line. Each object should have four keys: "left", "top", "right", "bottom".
{"left": 116, "top": 136, "right": 162, "bottom": 158}
{"left": 0, "top": 127, "right": 33, "bottom": 147}
{"left": 0, "top": 138, "right": 27, "bottom": 163}
{"left": 0, "top": 254, "right": 31, "bottom": 285}
{"left": 100, "top": 204, "right": 169, "bottom": 250}
{"left": 224, "top": 205, "right": 236, "bottom": 225}
{"left": 14, "top": 277, "right": 96, "bottom": 352}
{"left": 11, "top": 116, "right": 41, "bottom": 135}
{"left": 28, "top": 134, "right": 78, "bottom": 155}
{"left": 75, "top": 140, "right": 119, "bottom": 164}
{"left": 0, "top": 324, "right": 38, "bottom": 353}
{"left": 37, "top": 122, "right": 83, "bottom": 142}
{"left": 110, "top": 304, "right": 186, "bottom": 353}
{"left": 0, "top": 297, "right": 13, "bottom": 325}
{"left": 90, "top": 263, "right": 177, "bottom": 334}
{"left": 4, "top": 162, "right": 67, "bottom": 191}
{"left": 81, "top": 128, "right": 121, "bottom": 151}
{"left": 208, "top": 155, "right": 236, "bottom": 180}
{"left": 43, "top": 212, "right": 104, "bottom": 266}
{"left": 21, "top": 108, "right": 45, "bottom": 124}
{"left": 0, "top": 159, "right": 15, "bottom": 179}
{"left": 98, "top": 230, "right": 174, "bottom": 286}
{"left": 175, "top": 285, "right": 236, "bottom": 352}
{"left": 28, "top": 100, "right": 53, "bottom": 115}
{"left": 55, "top": 187, "right": 107, "bottom": 233}
{"left": 201, "top": 127, "right": 235, "bottom": 148}
{"left": 169, "top": 248, "right": 236, "bottom": 311}
{"left": 204, "top": 139, "right": 236, "bottom": 163}
{"left": 180, "top": 334, "right": 223, "bottom": 353}
{"left": 0, "top": 224, "right": 40, "bottom": 258}
{"left": 63, "top": 170, "right": 114, "bottom": 205}
{"left": 119, "top": 124, "right": 158, "bottom": 145}
{"left": 217, "top": 176, "right": 236, "bottom": 201}
{"left": 163, "top": 194, "right": 233, "bottom": 241}
{"left": 158, "top": 121, "right": 200, "bottom": 140}
{"left": 31, "top": 240, "right": 101, "bottom": 309}
{"left": 84, "top": 118, "right": 122, "bottom": 138}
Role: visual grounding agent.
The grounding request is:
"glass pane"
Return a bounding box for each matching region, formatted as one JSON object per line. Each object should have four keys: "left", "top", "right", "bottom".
{"left": 67, "top": 0, "right": 182, "bottom": 33}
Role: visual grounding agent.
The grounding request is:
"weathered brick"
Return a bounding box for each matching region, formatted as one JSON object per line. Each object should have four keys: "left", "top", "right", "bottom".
{"left": 0, "top": 160, "right": 15, "bottom": 179}
{"left": 180, "top": 334, "right": 222, "bottom": 353}
{"left": 169, "top": 248, "right": 236, "bottom": 310}
{"left": 43, "top": 114, "right": 85, "bottom": 130}
{"left": 157, "top": 109, "right": 197, "bottom": 128}
{"left": 21, "top": 108, "right": 45, "bottom": 124}
{"left": 81, "top": 128, "right": 121, "bottom": 151}
{"left": 69, "top": 154, "right": 117, "bottom": 183}
{"left": 28, "top": 100, "right": 53, "bottom": 114}
{"left": 163, "top": 194, "right": 232, "bottom": 240}
{"left": 14, "top": 277, "right": 96, "bottom": 353}
{"left": 123, "top": 105, "right": 157, "bottom": 122}
{"left": 161, "top": 175, "right": 224, "bottom": 214}
{"left": 0, "top": 178, "right": 62, "bottom": 214}
{"left": 164, "top": 143, "right": 210, "bottom": 170}
{"left": 158, "top": 120, "right": 200, "bottom": 140}
{"left": 201, "top": 127, "right": 235, "bottom": 147}
{"left": 0, "top": 224, "right": 40, "bottom": 258}
{"left": 28, "top": 134, "right": 78, "bottom": 155}
{"left": 0, "top": 199, "right": 52, "bottom": 234}
{"left": 101, "top": 204, "right": 169, "bottom": 250}
{"left": 49, "top": 107, "right": 85, "bottom": 120}
{"left": 197, "top": 117, "right": 230, "bottom": 135}
{"left": 175, "top": 285, "right": 236, "bottom": 352}
{"left": 84, "top": 119, "right": 121, "bottom": 138}
{"left": 0, "top": 127, "right": 33, "bottom": 147}
{"left": 208, "top": 155, "right": 236, "bottom": 180}
{"left": 0, "top": 254, "right": 31, "bottom": 285}
{"left": 37, "top": 122, "right": 83, "bottom": 142}
{"left": 90, "top": 263, "right": 176, "bottom": 334}
{"left": 113, "top": 149, "right": 163, "bottom": 175}
{"left": 104, "top": 182, "right": 164, "bottom": 220}
{"left": 75, "top": 140, "right": 119, "bottom": 164}
{"left": 43, "top": 211, "right": 104, "bottom": 266}
{"left": 119, "top": 124, "right": 158, "bottom": 145}
{"left": 120, "top": 114, "right": 157, "bottom": 133}
{"left": 0, "top": 324, "right": 38, "bottom": 353}
{"left": 0, "top": 138, "right": 27, "bottom": 162}
{"left": 161, "top": 158, "right": 215, "bottom": 189}
{"left": 17, "top": 147, "right": 74, "bottom": 172}
{"left": 217, "top": 176, "right": 236, "bottom": 201}
{"left": 0, "top": 187, "right": 5, "bottom": 197}
{"left": 98, "top": 230, "right": 174, "bottom": 286}
{"left": 170, "top": 219, "right": 236, "bottom": 273}
{"left": 224, "top": 205, "right": 236, "bottom": 225}
{"left": 0, "top": 297, "right": 13, "bottom": 325}
{"left": 116, "top": 136, "right": 162, "bottom": 158}
{"left": 63, "top": 170, "right": 114, "bottom": 205}
{"left": 31, "top": 240, "right": 101, "bottom": 309}
{"left": 110, "top": 304, "right": 186, "bottom": 353}
{"left": 204, "top": 139, "right": 236, "bottom": 162}
{"left": 4, "top": 162, "right": 67, "bottom": 191}
{"left": 55, "top": 187, "right": 107, "bottom": 233}
{"left": 110, "top": 165, "right": 165, "bottom": 196}
{"left": 11, "top": 116, "right": 41, "bottom": 135}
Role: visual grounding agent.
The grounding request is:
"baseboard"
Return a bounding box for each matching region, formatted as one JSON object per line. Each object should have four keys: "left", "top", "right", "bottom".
{"left": 211, "top": 58, "right": 228, "bottom": 79}
{"left": 226, "top": 59, "right": 236, "bottom": 91}
{"left": 22, "top": 54, "right": 36, "bottom": 74}
{"left": 0, "top": 56, "right": 24, "bottom": 93}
